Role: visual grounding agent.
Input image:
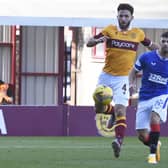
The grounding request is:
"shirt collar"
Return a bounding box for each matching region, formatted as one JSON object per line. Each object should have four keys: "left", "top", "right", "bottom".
{"left": 116, "top": 22, "right": 132, "bottom": 32}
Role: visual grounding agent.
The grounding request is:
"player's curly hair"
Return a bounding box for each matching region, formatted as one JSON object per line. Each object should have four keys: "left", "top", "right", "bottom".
{"left": 117, "top": 3, "right": 134, "bottom": 15}
{"left": 0, "top": 80, "right": 4, "bottom": 85}
{"left": 161, "top": 32, "right": 168, "bottom": 38}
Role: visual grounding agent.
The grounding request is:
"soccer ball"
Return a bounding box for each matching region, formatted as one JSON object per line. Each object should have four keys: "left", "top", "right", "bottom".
{"left": 93, "top": 85, "right": 113, "bottom": 105}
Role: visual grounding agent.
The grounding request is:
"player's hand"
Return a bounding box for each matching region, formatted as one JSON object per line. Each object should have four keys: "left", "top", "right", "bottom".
{"left": 129, "top": 84, "right": 136, "bottom": 97}
{"left": 87, "top": 36, "right": 110, "bottom": 47}
{"left": 95, "top": 36, "right": 110, "bottom": 43}
{"left": 4, "top": 96, "right": 12, "bottom": 103}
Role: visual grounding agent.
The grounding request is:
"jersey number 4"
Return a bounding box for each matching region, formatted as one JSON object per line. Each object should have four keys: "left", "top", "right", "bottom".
{"left": 122, "top": 84, "right": 127, "bottom": 95}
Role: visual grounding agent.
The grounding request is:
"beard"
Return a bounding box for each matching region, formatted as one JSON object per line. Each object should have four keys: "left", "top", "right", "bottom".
{"left": 162, "top": 49, "right": 168, "bottom": 55}
{"left": 161, "top": 47, "right": 168, "bottom": 56}
{"left": 118, "top": 21, "right": 131, "bottom": 30}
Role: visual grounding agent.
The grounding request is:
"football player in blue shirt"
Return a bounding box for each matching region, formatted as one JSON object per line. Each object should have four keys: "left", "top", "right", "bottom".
{"left": 129, "top": 31, "right": 168, "bottom": 164}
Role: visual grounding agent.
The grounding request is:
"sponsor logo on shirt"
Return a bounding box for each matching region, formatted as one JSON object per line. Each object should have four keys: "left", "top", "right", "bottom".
{"left": 148, "top": 73, "right": 168, "bottom": 85}
{"left": 107, "top": 39, "right": 138, "bottom": 51}
{"left": 151, "top": 62, "right": 156, "bottom": 66}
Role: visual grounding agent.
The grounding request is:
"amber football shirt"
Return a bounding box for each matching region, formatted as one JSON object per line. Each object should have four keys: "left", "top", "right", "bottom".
{"left": 96, "top": 25, "right": 150, "bottom": 76}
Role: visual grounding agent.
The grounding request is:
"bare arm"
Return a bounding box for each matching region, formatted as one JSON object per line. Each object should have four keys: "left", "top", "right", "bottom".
{"left": 129, "top": 67, "right": 139, "bottom": 98}
{"left": 147, "top": 42, "right": 159, "bottom": 50}
{"left": 141, "top": 37, "right": 159, "bottom": 51}
{"left": 129, "top": 67, "right": 138, "bottom": 89}
{"left": 86, "top": 36, "right": 109, "bottom": 47}
{"left": 0, "top": 92, "right": 13, "bottom": 104}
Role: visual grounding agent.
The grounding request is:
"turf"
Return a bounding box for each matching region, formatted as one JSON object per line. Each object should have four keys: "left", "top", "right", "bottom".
{"left": 0, "top": 136, "right": 167, "bottom": 168}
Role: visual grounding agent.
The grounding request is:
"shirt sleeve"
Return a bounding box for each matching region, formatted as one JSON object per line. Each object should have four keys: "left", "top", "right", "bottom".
{"left": 141, "top": 37, "right": 152, "bottom": 46}
{"left": 101, "top": 25, "right": 113, "bottom": 36}
{"left": 93, "top": 32, "right": 104, "bottom": 39}
{"left": 134, "top": 54, "right": 145, "bottom": 71}
{"left": 138, "top": 29, "right": 152, "bottom": 46}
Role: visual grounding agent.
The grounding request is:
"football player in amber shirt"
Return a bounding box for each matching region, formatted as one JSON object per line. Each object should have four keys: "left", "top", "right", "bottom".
{"left": 87, "top": 3, "right": 159, "bottom": 158}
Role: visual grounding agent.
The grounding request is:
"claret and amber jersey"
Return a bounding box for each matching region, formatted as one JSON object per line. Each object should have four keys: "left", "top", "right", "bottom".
{"left": 94, "top": 25, "right": 151, "bottom": 76}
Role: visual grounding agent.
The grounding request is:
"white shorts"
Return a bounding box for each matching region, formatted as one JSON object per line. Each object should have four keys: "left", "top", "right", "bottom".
{"left": 136, "top": 94, "right": 168, "bottom": 130}
{"left": 97, "top": 72, "right": 129, "bottom": 106}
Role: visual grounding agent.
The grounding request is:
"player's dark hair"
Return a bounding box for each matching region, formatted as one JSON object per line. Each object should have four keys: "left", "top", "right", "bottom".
{"left": 117, "top": 3, "right": 134, "bottom": 15}
{"left": 0, "top": 80, "right": 4, "bottom": 85}
{"left": 161, "top": 32, "right": 168, "bottom": 38}
{"left": 7, "top": 84, "right": 13, "bottom": 97}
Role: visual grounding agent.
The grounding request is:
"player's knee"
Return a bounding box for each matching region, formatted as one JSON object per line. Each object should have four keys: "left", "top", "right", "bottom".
{"left": 137, "top": 131, "right": 146, "bottom": 142}
{"left": 138, "top": 134, "right": 144, "bottom": 142}
{"left": 115, "top": 104, "right": 126, "bottom": 117}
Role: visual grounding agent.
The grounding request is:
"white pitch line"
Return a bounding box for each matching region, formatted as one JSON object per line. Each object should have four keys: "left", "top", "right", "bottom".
{"left": 0, "top": 145, "right": 167, "bottom": 149}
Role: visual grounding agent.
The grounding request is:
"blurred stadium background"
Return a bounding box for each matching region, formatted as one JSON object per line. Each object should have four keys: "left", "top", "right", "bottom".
{"left": 0, "top": 0, "right": 167, "bottom": 136}
{"left": 0, "top": 1, "right": 167, "bottom": 167}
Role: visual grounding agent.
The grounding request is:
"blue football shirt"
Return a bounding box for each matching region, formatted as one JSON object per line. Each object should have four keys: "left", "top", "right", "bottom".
{"left": 134, "top": 50, "right": 168, "bottom": 101}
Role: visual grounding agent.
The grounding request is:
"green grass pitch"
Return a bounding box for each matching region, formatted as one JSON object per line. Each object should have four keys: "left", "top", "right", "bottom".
{"left": 0, "top": 136, "right": 167, "bottom": 168}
